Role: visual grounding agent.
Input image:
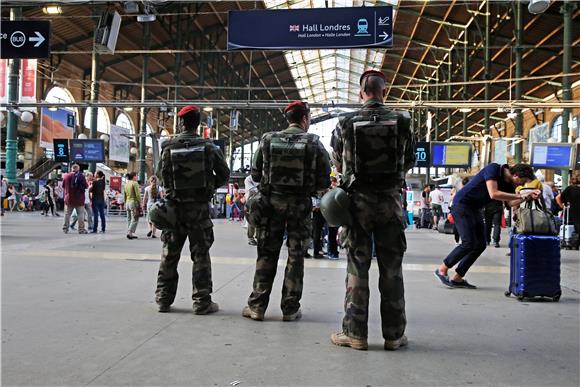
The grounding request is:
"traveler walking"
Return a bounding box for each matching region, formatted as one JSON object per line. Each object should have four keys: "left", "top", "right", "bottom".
{"left": 244, "top": 174, "right": 259, "bottom": 245}
{"left": 124, "top": 172, "right": 141, "bottom": 239}
{"left": 143, "top": 175, "right": 163, "bottom": 238}
{"left": 329, "top": 70, "right": 415, "bottom": 351}
{"left": 429, "top": 185, "right": 444, "bottom": 230}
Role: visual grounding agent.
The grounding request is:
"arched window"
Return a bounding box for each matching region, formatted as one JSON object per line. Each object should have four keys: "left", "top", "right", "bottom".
{"left": 44, "top": 86, "right": 79, "bottom": 121}
{"left": 146, "top": 123, "right": 154, "bottom": 148}
{"left": 84, "top": 108, "right": 111, "bottom": 134}
{"left": 114, "top": 112, "right": 134, "bottom": 133}
{"left": 550, "top": 115, "right": 562, "bottom": 142}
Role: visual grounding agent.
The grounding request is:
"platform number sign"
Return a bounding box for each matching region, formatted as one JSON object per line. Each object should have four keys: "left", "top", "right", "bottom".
{"left": 414, "top": 141, "right": 430, "bottom": 168}
{"left": 53, "top": 139, "right": 69, "bottom": 162}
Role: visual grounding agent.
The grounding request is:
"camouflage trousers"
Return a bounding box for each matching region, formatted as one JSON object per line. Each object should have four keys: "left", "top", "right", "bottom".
{"left": 155, "top": 203, "right": 215, "bottom": 311}
{"left": 340, "top": 189, "right": 407, "bottom": 341}
{"left": 247, "top": 194, "right": 312, "bottom": 315}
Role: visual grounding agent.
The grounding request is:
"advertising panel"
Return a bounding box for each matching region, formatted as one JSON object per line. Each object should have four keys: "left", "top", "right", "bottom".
{"left": 109, "top": 124, "right": 130, "bottom": 163}
{"left": 40, "top": 107, "right": 75, "bottom": 149}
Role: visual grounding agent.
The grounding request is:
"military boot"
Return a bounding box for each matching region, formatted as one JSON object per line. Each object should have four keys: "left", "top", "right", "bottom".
{"left": 330, "top": 332, "right": 368, "bottom": 350}
{"left": 242, "top": 306, "right": 264, "bottom": 321}
{"left": 282, "top": 309, "right": 302, "bottom": 322}
{"left": 384, "top": 335, "right": 408, "bottom": 351}
{"left": 193, "top": 301, "right": 219, "bottom": 315}
{"left": 158, "top": 303, "right": 171, "bottom": 313}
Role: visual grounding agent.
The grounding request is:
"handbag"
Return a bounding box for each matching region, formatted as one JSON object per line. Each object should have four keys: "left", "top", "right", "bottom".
{"left": 515, "top": 198, "right": 557, "bottom": 235}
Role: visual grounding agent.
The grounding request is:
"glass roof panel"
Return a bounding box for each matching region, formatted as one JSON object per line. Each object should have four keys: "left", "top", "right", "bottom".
{"left": 264, "top": 0, "right": 398, "bottom": 105}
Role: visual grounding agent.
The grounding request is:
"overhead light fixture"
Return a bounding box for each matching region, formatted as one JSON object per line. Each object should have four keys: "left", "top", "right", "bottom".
{"left": 203, "top": 107, "right": 213, "bottom": 112}
{"left": 137, "top": 14, "right": 156, "bottom": 22}
{"left": 459, "top": 108, "right": 472, "bottom": 113}
{"left": 124, "top": 106, "right": 133, "bottom": 112}
{"left": 124, "top": 1, "right": 140, "bottom": 14}
{"left": 528, "top": 0, "right": 552, "bottom": 14}
{"left": 550, "top": 108, "right": 563, "bottom": 113}
{"left": 48, "top": 106, "right": 58, "bottom": 111}
{"left": 43, "top": 5, "right": 62, "bottom": 15}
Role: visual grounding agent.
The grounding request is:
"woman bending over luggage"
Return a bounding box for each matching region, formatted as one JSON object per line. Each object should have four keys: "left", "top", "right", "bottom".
{"left": 434, "top": 163, "right": 539, "bottom": 289}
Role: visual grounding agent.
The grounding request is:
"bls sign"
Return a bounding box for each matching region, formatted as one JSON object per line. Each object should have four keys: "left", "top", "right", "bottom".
{"left": 414, "top": 141, "right": 430, "bottom": 168}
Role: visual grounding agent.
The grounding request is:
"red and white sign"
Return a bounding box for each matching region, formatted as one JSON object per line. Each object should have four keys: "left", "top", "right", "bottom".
{"left": 110, "top": 176, "right": 122, "bottom": 191}
{"left": 19, "top": 59, "right": 37, "bottom": 112}
{"left": 0, "top": 59, "right": 7, "bottom": 111}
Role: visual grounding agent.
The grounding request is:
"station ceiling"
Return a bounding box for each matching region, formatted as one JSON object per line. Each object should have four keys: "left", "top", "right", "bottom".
{"left": 1, "top": 0, "right": 579, "bottom": 146}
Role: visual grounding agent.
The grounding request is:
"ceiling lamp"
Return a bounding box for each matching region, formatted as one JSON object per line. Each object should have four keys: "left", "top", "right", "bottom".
{"left": 137, "top": 4, "right": 156, "bottom": 22}
{"left": 550, "top": 108, "right": 563, "bottom": 113}
{"left": 528, "top": 0, "right": 552, "bottom": 14}
{"left": 43, "top": 5, "right": 62, "bottom": 15}
{"left": 459, "top": 108, "right": 472, "bottom": 113}
{"left": 203, "top": 107, "right": 213, "bottom": 112}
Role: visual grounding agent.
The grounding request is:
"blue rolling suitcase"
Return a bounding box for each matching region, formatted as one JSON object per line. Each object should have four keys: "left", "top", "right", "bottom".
{"left": 505, "top": 234, "right": 561, "bottom": 302}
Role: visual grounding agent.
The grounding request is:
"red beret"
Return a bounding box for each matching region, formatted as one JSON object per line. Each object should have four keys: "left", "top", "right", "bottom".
{"left": 284, "top": 101, "right": 310, "bottom": 113}
{"left": 359, "top": 69, "right": 386, "bottom": 85}
{"left": 177, "top": 105, "right": 200, "bottom": 117}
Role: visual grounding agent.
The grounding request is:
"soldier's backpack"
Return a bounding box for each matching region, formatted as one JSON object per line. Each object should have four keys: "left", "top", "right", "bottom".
{"left": 168, "top": 139, "right": 214, "bottom": 201}
{"left": 264, "top": 132, "right": 318, "bottom": 194}
{"left": 347, "top": 111, "right": 406, "bottom": 185}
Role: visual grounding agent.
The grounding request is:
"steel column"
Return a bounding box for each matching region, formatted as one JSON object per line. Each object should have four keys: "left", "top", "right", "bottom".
{"left": 447, "top": 55, "right": 452, "bottom": 139}
{"left": 462, "top": 39, "right": 468, "bottom": 137}
{"left": 88, "top": 48, "right": 100, "bottom": 173}
{"left": 5, "top": 8, "right": 22, "bottom": 184}
{"left": 139, "top": 23, "right": 150, "bottom": 182}
{"left": 560, "top": 1, "right": 576, "bottom": 188}
{"left": 514, "top": 1, "right": 523, "bottom": 163}
{"left": 484, "top": 1, "right": 491, "bottom": 134}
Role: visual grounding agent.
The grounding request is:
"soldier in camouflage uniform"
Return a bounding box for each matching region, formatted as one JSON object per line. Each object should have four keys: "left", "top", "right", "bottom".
{"left": 242, "top": 101, "right": 330, "bottom": 321}
{"left": 330, "top": 70, "right": 416, "bottom": 350}
{"left": 155, "top": 105, "right": 230, "bottom": 314}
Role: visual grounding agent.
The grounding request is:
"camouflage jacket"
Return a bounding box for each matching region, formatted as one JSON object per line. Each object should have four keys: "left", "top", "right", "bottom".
{"left": 330, "top": 98, "right": 416, "bottom": 191}
{"left": 252, "top": 125, "right": 331, "bottom": 196}
{"left": 158, "top": 132, "right": 230, "bottom": 202}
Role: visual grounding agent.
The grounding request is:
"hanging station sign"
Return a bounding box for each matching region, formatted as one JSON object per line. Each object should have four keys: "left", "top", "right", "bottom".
{"left": 0, "top": 21, "right": 50, "bottom": 59}
{"left": 227, "top": 6, "right": 393, "bottom": 50}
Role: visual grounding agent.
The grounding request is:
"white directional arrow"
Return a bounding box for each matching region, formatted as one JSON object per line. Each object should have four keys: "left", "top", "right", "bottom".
{"left": 29, "top": 31, "right": 45, "bottom": 47}
{"left": 379, "top": 32, "right": 389, "bottom": 41}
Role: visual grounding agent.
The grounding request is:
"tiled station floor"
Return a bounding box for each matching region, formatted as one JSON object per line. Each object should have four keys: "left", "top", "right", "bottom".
{"left": 2, "top": 213, "right": 579, "bottom": 386}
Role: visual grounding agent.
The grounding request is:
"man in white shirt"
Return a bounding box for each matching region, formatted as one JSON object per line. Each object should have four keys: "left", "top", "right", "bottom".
{"left": 429, "top": 185, "right": 445, "bottom": 230}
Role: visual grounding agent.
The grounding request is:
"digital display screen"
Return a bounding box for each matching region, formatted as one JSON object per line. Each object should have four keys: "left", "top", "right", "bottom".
{"left": 431, "top": 143, "right": 472, "bottom": 167}
{"left": 53, "top": 139, "right": 70, "bottom": 162}
{"left": 69, "top": 139, "right": 105, "bottom": 162}
{"left": 531, "top": 143, "right": 574, "bottom": 169}
{"left": 414, "top": 141, "right": 430, "bottom": 168}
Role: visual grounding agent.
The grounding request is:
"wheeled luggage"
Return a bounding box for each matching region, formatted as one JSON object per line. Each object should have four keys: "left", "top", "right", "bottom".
{"left": 559, "top": 206, "right": 579, "bottom": 250}
{"left": 437, "top": 218, "right": 454, "bottom": 234}
{"left": 505, "top": 234, "right": 561, "bottom": 302}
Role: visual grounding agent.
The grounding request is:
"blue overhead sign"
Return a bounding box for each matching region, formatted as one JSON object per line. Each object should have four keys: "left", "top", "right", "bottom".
{"left": 227, "top": 7, "right": 393, "bottom": 50}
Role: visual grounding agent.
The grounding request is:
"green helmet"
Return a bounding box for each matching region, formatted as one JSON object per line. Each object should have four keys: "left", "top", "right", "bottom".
{"left": 148, "top": 200, "right": 177, "bottom": 230}
{"left": 320, "top": 187, "right": 352, "bottom": 227}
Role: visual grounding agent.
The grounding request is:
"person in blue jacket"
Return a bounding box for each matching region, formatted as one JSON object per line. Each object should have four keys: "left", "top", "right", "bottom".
{"left": 434, "top": 163, "right": 540, "bottom": 289}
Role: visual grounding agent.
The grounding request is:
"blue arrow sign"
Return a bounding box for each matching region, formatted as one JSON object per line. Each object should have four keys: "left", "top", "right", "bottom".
{"left": 228, "top": 6, "right": 393, "bottom": 50}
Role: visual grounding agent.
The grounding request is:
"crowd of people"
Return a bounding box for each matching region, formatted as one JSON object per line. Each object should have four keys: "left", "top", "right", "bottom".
{"left": 2, "top": 69, "right": 579, "bottom": 355}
